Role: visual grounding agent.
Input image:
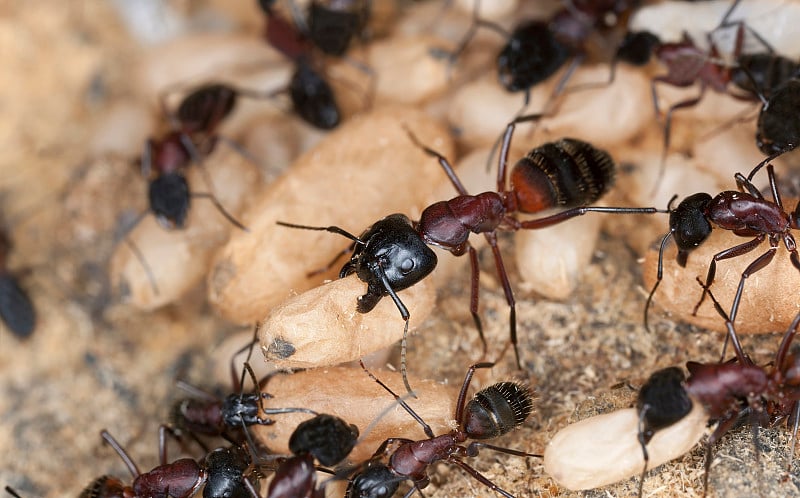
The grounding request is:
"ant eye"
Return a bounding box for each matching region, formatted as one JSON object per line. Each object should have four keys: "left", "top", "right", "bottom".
{"left": 400, "top": 258, "right": 414, "bottom": 274}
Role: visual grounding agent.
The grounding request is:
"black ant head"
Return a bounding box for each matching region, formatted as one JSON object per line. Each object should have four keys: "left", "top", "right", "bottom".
{"left": 0, "top": 275, "right": 36, "bottom": 339}
{"left": 757, "top": 80, "right": 800, "bottom": 155}
{"left": 221, "top": 392, "right": 263, "bottom": 428}
{"left": 497, "top": 21, "right": 571, "bottom": 92}
{"left": 149, "top": 172, "right": 190, "bottom": 229}
{"left": 290, "top": 62, "right": 341, "bottom": 130}
{"left": 176, "top": 84, "right": 238, "bottom": 134}
{"left": 308, "top": 2, "right": 364, "bottom": 57}
{"left": 288, "top": 414, "right": 359, "bottom": 466}
{"left": 346, "top": 463, "right": 401, "bottom": 498}
{"left": 669, "top": 193, "right": 712, "bottom": 267}
{"left": 462, "top": 382, "right": 534, "bottom": 440}
{"left": 342, "top": 214, "right": 437, "bottom": 313}
{"left": 636, "top": 367, "right": 692, "bottom": 445}
{"left": 615, "top": 30, "right": 661, "bottom": 66}
{"left": 203, "top": 446, "right": 253, "bottom": 498}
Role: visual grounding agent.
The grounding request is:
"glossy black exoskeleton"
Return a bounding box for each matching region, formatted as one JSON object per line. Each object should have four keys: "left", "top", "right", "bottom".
{"left": 86, "top": 429, "right": 261, "bottom": 498}
{"left": 346, "top": 362, "right": 539, "bottom": 498}
{"left": 756, "top": 79, "right": 800, "bottom": 156}
{"left": 644, "top": 164, "right": 800, "bottom": 335}
{"left": 267, "top": 414, "right": 359, "bottom": 498}
{"left": 635, "top": 367, "right": 693, "bottom": 498}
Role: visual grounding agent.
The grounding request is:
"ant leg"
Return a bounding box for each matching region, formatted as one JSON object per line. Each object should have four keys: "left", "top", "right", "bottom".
{"left": 112, "top": 209, "right": 160, "bottom": 295}
{"left": 644, "top": 233, "right": 672, "bottom": 333}
{"left": 454, "top": 361, "right": 495, "bottom": 423}
{"left": 774, "top": 309, "right": 800, "bottom": 370}
{"left": 466, "top": 245, "right": 487, "bottom": 356}
{"left": 190, "top": 192, "right": 249, "bottom": 231}
{"left": 699, "top": 278, "right": 747, "bottom": 365}
{"left": 654, "top": 86, "right": 707, "bottom": 194}
{"left": 100, "top": 430, "right": 141, "bottom": 479}
{"left": 359, "top": 360, "right": 435, "bottom": 438}
{"left": 734, "top": 172, "right": 766, "bottom": 199}
{"left": 691, "top": 235, "right": 764, "bottom": 316}
{"left": 747, "top": 145, "right": 799, "bottom": 182}
{"left": 231, "top": 324, "right": 260, "bottom": 393}
{"left": 308, "top": 243, "right": 354, "bottom": 278}
{"left": 719, "top": 245, "right": 777, "bottom": 326}
{"left": 787, "top": 402, "right": 800, "bottom": 475}
{"left": 404, "top": 127, "right": 469, "bottom": 195}
{"left": 483, "top": 231, "right": 520, "bottom": 369}
{"left": 516, "top": 206, "right": 661, "bottom": 229}
{"left": 637, "top": 404, "right": 652, "bottom": 498}
{"left": 4, "top": 487, "right": 22, "bottom": 498}
{"left": 445, "top": 458, "right": 515, "bottom": 498}
{"left": 463, "top": 441, "right": 541, "bottom": 458}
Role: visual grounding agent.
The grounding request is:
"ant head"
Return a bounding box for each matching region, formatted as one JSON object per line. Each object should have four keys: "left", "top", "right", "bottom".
{"left": 669, "top": 193, "right": 713, "bottom": 267}
{"left": 636, "top": 367, "right": 692, "bottom": 444}
{"left": 176, "top": 84, "right": 237, "bottom": 134}
{"left": 462, "top": 382, "right": 533, "bottom": 440}
{"left": 347, "top": 214, "right": 437, "bottom": 306}
{"left": 149, "top": 172, "right": 190, "bottom": 229}
{"left": 497, "top": 20, "right": 571, "bottom": 92}
{"left": 615, "top": 30, "right": 661, "bottom": 66}
{"left": 756, "top": 80, "right": 800, "bottom": 155}
{"left": 288, "top": 414, "right": 359, "bottom": 467}
{"left": 257, "top": 0, "right": 276, "bottom": 15}
{"left": 290, "top": 62, "right": 341, "bottom": 130}
{"left": 346, "top": 463, "right": 401, "bottom": 498}
{"left": 221, "top": 392, "right": 262, "bottom": 428}
{"left": 307, "top": 2, "right": 363, "bottom": 57}
{"left": 203, "top": 446, "right": 253, "bottom": 498}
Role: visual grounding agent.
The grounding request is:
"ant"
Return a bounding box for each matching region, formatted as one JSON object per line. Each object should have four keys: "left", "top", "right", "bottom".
{"left": 634, "top": 366, "right": 695, "bottom": 498}
{"left": 169, "top": 328, "right": 317, "bottom": 450}
{"left": 119, "top": 82, "right": 262, "bottom": 293}
{"left": 279, "top": 116, "right": 661, "bottom": 393}
{"left": 0, "top": 227, "right": 35, "bottom": 339}
{"left": 345, "top": 361, "right": 540, "bottom": 498}
{"left": 267, "top": 413, "right": 359, "bottom": 498}
{"left": 644, "top": 159, "right": 800, "bottom": 339}
{"left": 754, "top": 78, "right": 800, "bottom": 158}
{"left": 449, "top": 0, "right": 643, "bottom": 107}
{"left": 275, "top": 0, "right": 371, "bottom": 58}
{"left": 680, "top": 286, "right": 800, "bottom": 495}
{"left": 257, "top": 0, "right": 348, "bottom": 130}
{"left": 86, "top": 428, "right": 262, "bottom": 498}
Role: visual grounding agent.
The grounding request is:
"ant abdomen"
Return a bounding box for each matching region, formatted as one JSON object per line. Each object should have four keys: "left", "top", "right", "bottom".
{"left": 175, "top": 84, "right": 238, "bottom": 134}
{"left": 170, "top": 398, "right": 224, "bottom": 435}
{"left": 462, "top": 381, "right": 533, "bottom": 439}
{"left": 497, "top": 21, "right": 571, "bottom": 92}
{"left": 757, "top": 79, "right": 800, "bottom": 155}
{"left": 79, "top": 476, "right": 126, "bottom": 498}
{"left": 510, "top": 138, "right": 615, "bottom": 213}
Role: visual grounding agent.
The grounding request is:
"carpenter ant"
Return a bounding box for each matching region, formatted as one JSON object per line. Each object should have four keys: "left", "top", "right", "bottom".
{"left": 87, "top": 428, "right": 261, "bottom": 498}
{"left": 345, "top": 361, "right": 540, "bottom": 498}
{"left": 635, "top": 366, "right": 694, "bottom": 498}
{"left": 644, "top": 161, "right": 800, "bottom": 338}
{"left": 681, "top": 287, "right": 800, "bottom": 495}
{"left": 449, "top": 0, "right": 643, "bottom": 107}
{"left": 169, "top": 329, "right": 317, "bottom": 449}
{"left": 754, "top": 78, "right": 800, "bottom": 158}
{"left": 0, "top": 228, "right": 35, "bottom": 339}
{"left": 267, "top": 413, "right": 359, "bottom": 498}
{"left": 258, "top": 0, "right": 345, "bottom": 130}
{"left": 279, "top": 116, "right": 661, "bottom": 392}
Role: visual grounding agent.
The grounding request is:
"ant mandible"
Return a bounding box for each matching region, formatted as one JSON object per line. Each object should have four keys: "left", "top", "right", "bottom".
{"left": 644, "top": 160, "right": 800, "bottom": 341}
{"left": 279, "top": 115, "right": 662, "bottom": 393}
{"left": 345, "top": 361, "right": 540, "bottom": 498}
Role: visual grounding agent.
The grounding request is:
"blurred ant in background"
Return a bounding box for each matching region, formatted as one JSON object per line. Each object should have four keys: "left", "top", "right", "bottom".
{"left": 0, "top": 224, "right": 35, "bottom": 340}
